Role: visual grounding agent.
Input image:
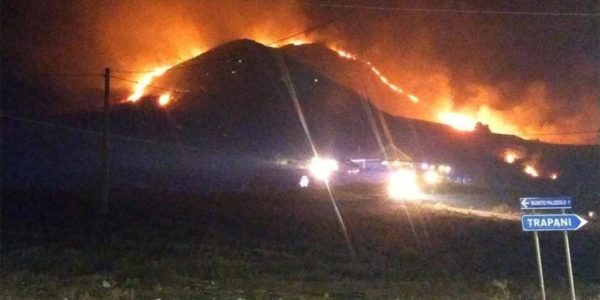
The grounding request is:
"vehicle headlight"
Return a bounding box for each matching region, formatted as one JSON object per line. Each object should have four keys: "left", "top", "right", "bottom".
{"left": 423, "top": 170, "right": 441, "bottom": 185}
{"left": 299, "top": 175, "right": 310, "bottom": 188}
{"left": 388, "top": 169, "right": 422, "bottom": 200}
{"left": 308, "top": 157, "right": 339, "bottom": 182}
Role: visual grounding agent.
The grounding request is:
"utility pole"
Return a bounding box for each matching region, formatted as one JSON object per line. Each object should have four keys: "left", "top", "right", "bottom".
{"left": 101, "top": 67, "right": 110, "bottom": 214}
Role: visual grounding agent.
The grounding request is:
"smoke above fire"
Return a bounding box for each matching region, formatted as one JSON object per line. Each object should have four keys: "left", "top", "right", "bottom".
{"left": 2, "top": 0, "right": 598, "bottom": 144}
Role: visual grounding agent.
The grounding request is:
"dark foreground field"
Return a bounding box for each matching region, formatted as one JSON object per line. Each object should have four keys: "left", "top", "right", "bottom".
{"left": 2, "top": 185, "right": 599, "bottom": 299}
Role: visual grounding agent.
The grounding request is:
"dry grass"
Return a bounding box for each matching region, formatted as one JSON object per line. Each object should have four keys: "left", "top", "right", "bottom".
{"left": 1, "top": 186, "right": 599, "bottom": 299}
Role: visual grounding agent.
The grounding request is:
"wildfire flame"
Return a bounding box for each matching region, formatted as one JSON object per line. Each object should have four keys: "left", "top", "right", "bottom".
{"left": 128, "top": 39, "right": 310, "bottom": 104}
{"left": 438, "top": 112, "right": 477, "bottom": 132}
{"left": 407, "top": 94, "right": 419, "bottom": 103}
{"left": 266, "top": 38, "right": 310, "bottom": 48}
{"left": 127, "top": 66, "right": 171, "bottom": 102}
{"left": 524, "top": 165, "right": 539, "bottom": 177}
{"left": 287, "top": 39, "right": 307, "bottom": 46}
{"left": 503, "top": 151, "right": 521, "bottom": 164}
{"left": 158, "top": 93, "right": 171, "bottom": 106}
{"left": 126, "top": 48, "right": 206, "bottom": 105}
{"left": 330, "top": 47, "right": 418, "bottom": 103}
{"left": 335, "top": 49, "right": 356, "bottom": 60}
{"left": 502, "top": 149, "right": 559, "bottom": 180}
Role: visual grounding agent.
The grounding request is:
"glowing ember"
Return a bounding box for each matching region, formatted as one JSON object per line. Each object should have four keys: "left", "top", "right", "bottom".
{"left": 335, "top": 49, "right": 356, "bottom": 60}
{"left": 408, "top": 94, "right": 419, "bottom": 103}
{"left": 158, "top": 93, "right": 171, "bottom": 106}
{"left": 524, "top": 165, "right": 539, "bottom": 177}
{"left": 504, "top": 152, "right": 519, "bottom": 164}
{"left": 127, "top": 66, "right": 170, "bottom": 102}
{"left": 438, "top": 112, "right": 477, "bottom": 131}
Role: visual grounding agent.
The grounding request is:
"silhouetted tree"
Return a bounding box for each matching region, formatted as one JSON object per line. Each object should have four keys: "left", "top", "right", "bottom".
{"left": 474, "top": 122, "right": 491, "bottom": 134}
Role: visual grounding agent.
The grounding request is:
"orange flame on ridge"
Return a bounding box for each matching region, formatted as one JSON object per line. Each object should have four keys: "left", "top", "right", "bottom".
{"left": 126, "top": 48, "right": 206, "bottom": 104}
{"left": 438, "top": 112, "right": 477, "bottom": 132}
{"left": 127, "top": 66, "right": 170, "bottom": 102}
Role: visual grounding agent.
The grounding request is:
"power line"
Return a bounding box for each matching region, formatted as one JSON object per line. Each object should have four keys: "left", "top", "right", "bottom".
{"left": 33, "top": 73, "right": 103, "bottom": 77}
{"left": 3, "top": 114, "right": 105, "bottom": 136}
{"left": 1, "top": 114, "right": 208, "bottom": 151}
{"left": 520, "top": 129, "right": 600, "bottom": 136}
{"left": 4, "top": 113, "right": 598, "bottom": 149}
{"left": 110, "top": 75, "right": 206, "bottom": 97}
{"left": 266, "top": 13, "right": 352, "bottom": 46}
{"left": 294, "top": 1, "right": 600, "bottom": 17}
{"left": 112, "top": 57, "right": 242, "bottom": 74}
{"left": 110, "top": 76, "right": 182, "bottom": 93}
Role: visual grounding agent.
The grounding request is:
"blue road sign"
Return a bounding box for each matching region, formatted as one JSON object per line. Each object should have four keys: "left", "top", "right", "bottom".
{"left": 520, "top": 197, "right": 572, "bottom": 210}
{"left": 522, "top": 214, "right": 588, "bottom": 231}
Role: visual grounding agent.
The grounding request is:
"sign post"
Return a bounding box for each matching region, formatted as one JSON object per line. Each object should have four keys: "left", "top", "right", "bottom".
{"left": 562, "top": 209, "right": 576, "bottom": 300}
{"left": 519, "top": 197, "right": 586, "bottom": 300}
{"left": 532, "top": 212, "right": 546, "bottom": 300}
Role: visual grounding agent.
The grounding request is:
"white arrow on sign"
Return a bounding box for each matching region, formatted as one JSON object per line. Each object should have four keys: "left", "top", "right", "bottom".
{"left": 577, "top": 215, "right": 589, "bottom": 230}
{"left": 521, "top": 198, "right": 529, "bottom": 208}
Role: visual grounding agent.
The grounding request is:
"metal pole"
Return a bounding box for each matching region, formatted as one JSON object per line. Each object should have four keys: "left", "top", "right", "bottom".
{"left": 563, "top": 230, "right": 576, "bottom": 300}
{"left": 562, "top": 208, "right": 576, "bottom": 300}
{"left": 532, "top": 209, "right": 546, "bottom": 300}
{"left": 101, "top": 67, "right": 110, "bottom": 215}
{"left": 533, "top": 231, "right": 546, "bottom": 300}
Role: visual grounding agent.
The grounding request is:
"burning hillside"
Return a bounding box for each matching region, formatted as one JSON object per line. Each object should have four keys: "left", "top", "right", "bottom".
{"left": 119, "top": 38, "right": 597, "bottom": 146}
{"left": 118, "top": 40, "right": 497, "bottom": 135}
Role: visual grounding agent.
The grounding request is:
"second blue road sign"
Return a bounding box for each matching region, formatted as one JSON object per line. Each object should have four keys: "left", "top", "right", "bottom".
{"left": 520, "top": 196, "right": 572, "bottom": 210}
